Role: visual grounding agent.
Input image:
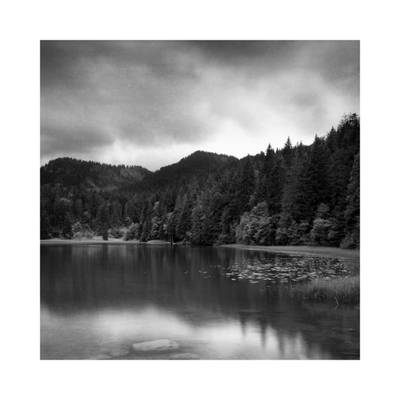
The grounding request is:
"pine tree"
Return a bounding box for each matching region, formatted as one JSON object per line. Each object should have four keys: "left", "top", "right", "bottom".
{"left": 175, "top": 195, "right": 192, "bottom": 241}
{"left": 232, "top": 156, "right": 255, "bottom": 219}
{"left": 294, "top": 136, "right": 331, "bottom": 222}
{"left": 280, "top": 144, "right": 306, "bottom": 221}
{"left": 110, "top": 200, "right": 122, "bottom": 227}
{"left": 342, "top": 153, "right": 360, "bottom": 248}
{"left": 165, "top": 211, "right": 178, "bottom": 243}
{"left": 266, "top": 153, "right": 285, "bottom": 215}
{"left": 191, "top": 200, "right": 205, "bottom": 245}
{"left": 40, "top": 209, "right": 51, "bottom": 239}
{"left": 281, "top": 137, "right": 294, "bottom": 168}
{"left": 149, "top": 201, "right": 163, "bottom": 240}
{"left": 53, "top": 197, "right": 73, "bottom": 238}
{"left": 96, "top": 202, "right": 110, "bottom": 240}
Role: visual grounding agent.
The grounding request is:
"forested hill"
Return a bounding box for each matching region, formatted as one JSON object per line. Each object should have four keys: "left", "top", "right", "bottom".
{"left": 40, "top": 157, "right": 151, "bottom": 191}
{"left": 41, "top": 113, "right": 360, "bottom": 249}
{"left": 142, "top": 151, "right": 238, "bottom": 190}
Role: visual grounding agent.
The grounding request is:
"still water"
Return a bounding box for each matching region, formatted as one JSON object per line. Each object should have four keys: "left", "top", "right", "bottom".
{"left": 41, "top": 244, "right": 359, "bottom": 360}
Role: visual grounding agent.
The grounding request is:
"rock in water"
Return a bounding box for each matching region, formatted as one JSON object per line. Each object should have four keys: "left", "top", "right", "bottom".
{"left": 89, "top": 353, "right": 113, "bottom": 360}
{"left": 169, "top": 353, "right": 199, "bottom": 360}
{"left": 108, "top": 347, "right": 130, "bottom": 358}
{"left": 132, "top": 339, "right": 179, "bottom": 352}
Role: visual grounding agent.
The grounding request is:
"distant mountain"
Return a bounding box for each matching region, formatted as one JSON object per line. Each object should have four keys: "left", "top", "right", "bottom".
{"left": 40, "top": 114, "right": 360, "bottom": 249}
{"left": 40, "top": 157, "right": 151, "bottom": 191}
{"left": 143, "top": 151, "right": 238, "bottom": 189}
{"left": 41, "top": 151, "right": 237, "bottom": 192}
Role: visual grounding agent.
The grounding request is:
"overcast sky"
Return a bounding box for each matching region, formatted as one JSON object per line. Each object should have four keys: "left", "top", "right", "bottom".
{"left": 41, "top": 41, "right": 359, "bottom": 170}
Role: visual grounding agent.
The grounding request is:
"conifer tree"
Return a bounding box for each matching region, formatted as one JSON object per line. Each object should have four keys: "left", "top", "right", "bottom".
{"left": 175, "top": 196, "right": 192, "bottom": 241}
{"left": 232, "top": 156, "right": 255, "bottom": 219}
{"left": 295, "top": 136, "right": 331, "bottom": 222}
{"left": 342, "top": 153, "right": 360, "bottom": 248}
{"left": 266, "top": 153, "right": 285, "bottom": 215}
{"left": 96, "top": 202, "right": 110, "bottom": 240}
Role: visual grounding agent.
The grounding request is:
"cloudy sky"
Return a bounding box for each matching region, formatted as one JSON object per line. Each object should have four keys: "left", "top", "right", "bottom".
{"left": 41, "top": 41, "right": 359, "bottom": 170}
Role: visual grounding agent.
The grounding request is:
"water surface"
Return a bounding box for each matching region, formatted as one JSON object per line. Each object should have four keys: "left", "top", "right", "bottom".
{"left": 41, "top": 244, "right": 359, "bottom": 359}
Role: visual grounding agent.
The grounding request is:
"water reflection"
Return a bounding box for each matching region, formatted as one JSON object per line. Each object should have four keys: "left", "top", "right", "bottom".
{"left": 41, "top": 244, "right": 359, "bottom": 359}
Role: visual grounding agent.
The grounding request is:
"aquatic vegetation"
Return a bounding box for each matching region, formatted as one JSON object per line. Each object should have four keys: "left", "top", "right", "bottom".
{"left": 218, "top": 255, "right": 352, "bottom": 284}
{"left": 200, "top": 254, "right": 359, "bottom": 305}
{"left": 292, "top": 276, "right": 359, "bottom": 305}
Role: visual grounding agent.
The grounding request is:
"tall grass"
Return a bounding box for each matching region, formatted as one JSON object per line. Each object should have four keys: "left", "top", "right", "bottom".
{"left": 292, "top": 276, "right": 359, "bottom": 305}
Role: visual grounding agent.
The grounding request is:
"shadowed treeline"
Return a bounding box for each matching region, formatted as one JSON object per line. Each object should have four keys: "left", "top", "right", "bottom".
{"left": 41, "top": 114, "right": 359, "bottom": 249}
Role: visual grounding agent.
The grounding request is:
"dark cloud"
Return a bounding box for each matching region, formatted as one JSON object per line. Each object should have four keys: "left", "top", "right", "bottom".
{"left": 41, "top": 41, "right": 359, "bottom": 169}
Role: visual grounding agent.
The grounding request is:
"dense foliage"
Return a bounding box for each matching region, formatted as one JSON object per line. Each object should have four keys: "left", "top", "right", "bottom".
{"left": 41, "top": 114, "right": 360, "bottom": 248}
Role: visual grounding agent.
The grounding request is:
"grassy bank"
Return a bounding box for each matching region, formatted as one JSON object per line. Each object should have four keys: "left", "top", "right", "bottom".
{"left": 292, "top": 276, "right": 359, "bottom": 305}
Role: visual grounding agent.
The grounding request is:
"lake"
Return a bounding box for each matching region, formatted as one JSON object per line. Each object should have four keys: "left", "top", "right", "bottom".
{"left": 41, "top": 244, "right": 359, "bottom": 359}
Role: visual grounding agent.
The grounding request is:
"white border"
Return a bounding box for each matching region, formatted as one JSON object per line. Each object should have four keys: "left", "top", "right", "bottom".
{"left": 1, "top": 0, "right": 400, "bottom": 399}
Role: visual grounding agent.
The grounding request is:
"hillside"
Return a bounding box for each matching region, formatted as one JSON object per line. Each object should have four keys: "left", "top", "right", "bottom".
{"left": 141, "top": 151, "right": 238, "bottom": 189}
{"left": 40, "top": 157, "right": 151, "bottom": 191}
{"left": 40, "top": 114, "right": 360, "bottom": 248}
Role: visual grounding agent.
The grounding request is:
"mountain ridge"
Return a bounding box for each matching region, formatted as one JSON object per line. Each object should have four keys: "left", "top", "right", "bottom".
{"left": 41, "top": 150, "right": 239, "bottom": 191}
{"left": 41, "top": 150, "right": 239, "bottom": 174}
{"left": 41, "top": 114, "right": 360, "bottom": 249}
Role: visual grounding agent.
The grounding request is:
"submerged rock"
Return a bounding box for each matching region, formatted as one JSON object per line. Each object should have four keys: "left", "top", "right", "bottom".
{"left": 169, "top": 353, "right": 199, "bottom": 360}
{"left": 108, "top": 347, "right": 130, "bottom": 358}
{"left": 90, "top": 353, "right": 113, "bottom": 360}
{"left": 132, "top": 339, "right": 179, "bottom": 352}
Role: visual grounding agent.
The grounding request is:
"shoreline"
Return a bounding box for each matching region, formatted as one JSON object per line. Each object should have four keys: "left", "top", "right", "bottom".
{"left": 219, "top": 244, "right": 359, "bottom": 260}
{"left": 41, "top": 239, "right": 359, "bottom": 260}
{"left": 40, "top": 239, "right": 171, "bottom": 245}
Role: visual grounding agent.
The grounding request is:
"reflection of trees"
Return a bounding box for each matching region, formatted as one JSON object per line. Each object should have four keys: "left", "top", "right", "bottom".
{"left": 41, "top": 245, "right": 359, "bottom": 359}
{"left": 236, "top": 305, "right": 359, "bottom": 359}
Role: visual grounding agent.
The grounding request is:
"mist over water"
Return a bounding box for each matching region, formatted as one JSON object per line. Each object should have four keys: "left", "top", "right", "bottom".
{"left": 41, "top": 244, "right": 359, "bottom": 359}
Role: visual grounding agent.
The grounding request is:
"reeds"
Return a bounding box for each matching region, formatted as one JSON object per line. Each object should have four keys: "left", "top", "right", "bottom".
{"left": 292, "top": 276, "right": 359, "bottom": 305}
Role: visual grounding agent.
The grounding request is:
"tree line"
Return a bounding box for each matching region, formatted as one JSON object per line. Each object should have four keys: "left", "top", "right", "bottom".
{"left": 41, "top": 113, "right": 360, "bottom": 248}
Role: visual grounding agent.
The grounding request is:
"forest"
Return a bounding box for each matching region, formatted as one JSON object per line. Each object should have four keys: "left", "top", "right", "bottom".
{"left": 40, "top": 114, "right": 360, "bottom": 249}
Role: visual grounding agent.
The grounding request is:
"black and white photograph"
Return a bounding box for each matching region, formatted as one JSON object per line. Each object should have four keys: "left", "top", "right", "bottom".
{"left": 3, "top": 1, "right": 400, "bottom": 399}
{"left": 40, "top": 40, "right": 360, "bottom": 360}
